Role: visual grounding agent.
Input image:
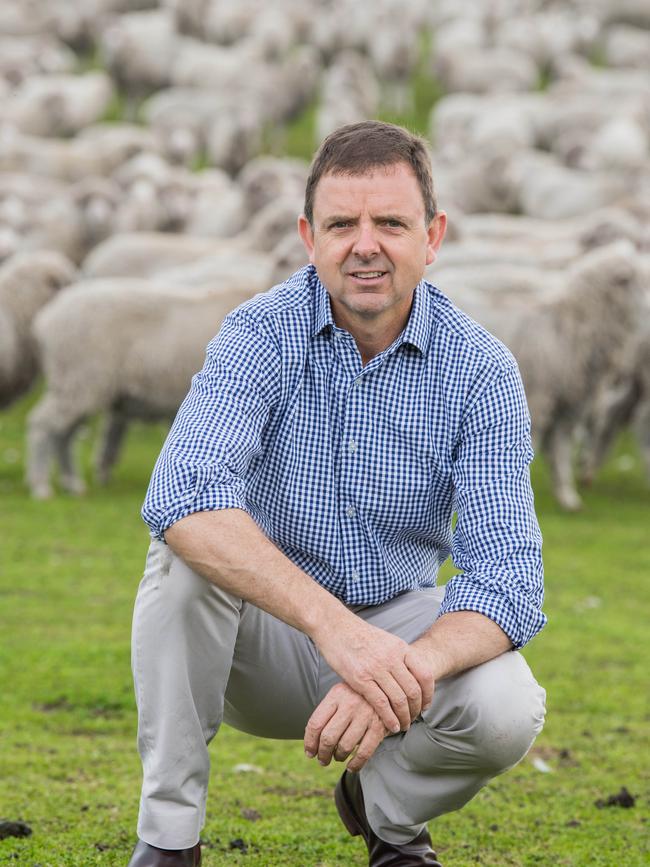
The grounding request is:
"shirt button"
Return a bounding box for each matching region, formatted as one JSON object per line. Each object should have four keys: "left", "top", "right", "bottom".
{"left": 354, "top": 378, "right": 362, "bottom": 388}
{"left": 351, "top": 569, "right": 360, "bottom": 581}
{"left": 346, "top": 505, "right": 356, "bottom": 518}
{"left": 349, "top": 438, "right": 358, "bottom": 453}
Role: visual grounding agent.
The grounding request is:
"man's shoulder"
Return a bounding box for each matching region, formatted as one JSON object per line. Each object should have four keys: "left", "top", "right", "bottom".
{"left": 424, "top": 281, "right": 517, "bottom": 374}
{"left": 229, "top": 265, "right": 315, "bottom": 333}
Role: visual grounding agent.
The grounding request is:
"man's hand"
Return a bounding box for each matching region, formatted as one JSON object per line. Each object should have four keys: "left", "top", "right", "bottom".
{"left": 313, "top": 618, "right": 435, "bottom": 733}
{"left": 304, "top": 683, "right": 389, "bottom": 771}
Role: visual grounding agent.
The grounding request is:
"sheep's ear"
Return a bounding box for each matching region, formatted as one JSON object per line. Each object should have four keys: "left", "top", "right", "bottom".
{"left": 297, "top": 215, "right": 315, "bottom": 262}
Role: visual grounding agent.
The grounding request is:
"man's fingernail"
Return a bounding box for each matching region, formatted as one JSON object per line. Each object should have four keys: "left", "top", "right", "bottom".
{"left": 318, "top": 760, "right": 328, "bottom": 766}
{"left": 305, "top": 749, "right": 315, "bottom": 758}
{"left": 391, "top": 725, "right": 400, "bottom": 734}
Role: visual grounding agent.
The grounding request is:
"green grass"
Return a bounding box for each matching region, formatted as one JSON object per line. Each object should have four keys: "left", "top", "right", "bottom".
{"left": 1, "top": 391, "right": 649, "bottom": 866}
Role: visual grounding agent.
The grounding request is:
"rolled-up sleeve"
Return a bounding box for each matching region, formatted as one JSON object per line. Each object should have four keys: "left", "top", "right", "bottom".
{"left": 141, "top": 311, "right": 281, "bottom": 540}
{"left": 439, "top": 362, "right": 547, "bottom": 648}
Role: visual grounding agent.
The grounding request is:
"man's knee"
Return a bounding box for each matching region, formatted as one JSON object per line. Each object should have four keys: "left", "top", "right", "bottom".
{"left": 422, "top": 651, "right": 546, "bottom": 774}
{"left": 457, "top": 652, "right": 546, "bottom": 773}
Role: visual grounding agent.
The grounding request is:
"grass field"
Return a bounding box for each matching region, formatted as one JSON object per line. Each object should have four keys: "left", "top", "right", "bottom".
{"left": 0, "top": 390, "right": 648, "bottom": 867}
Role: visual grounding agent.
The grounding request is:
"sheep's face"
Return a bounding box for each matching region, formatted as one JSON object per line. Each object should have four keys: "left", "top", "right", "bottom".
{"left": 298, "top": 163, "right": 445, "bottom": 339}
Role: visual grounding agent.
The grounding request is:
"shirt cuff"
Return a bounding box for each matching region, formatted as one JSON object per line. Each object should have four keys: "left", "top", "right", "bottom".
{"left": 150, "top": 486, "right": 248, "bottom": 541}
{"left": 438, "top": 573, "right": 547, "bottom": 648}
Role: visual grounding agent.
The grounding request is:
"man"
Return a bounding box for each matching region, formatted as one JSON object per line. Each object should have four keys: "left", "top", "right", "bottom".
{"left": 128, "top": 121, "right": 546, "bottom": 867}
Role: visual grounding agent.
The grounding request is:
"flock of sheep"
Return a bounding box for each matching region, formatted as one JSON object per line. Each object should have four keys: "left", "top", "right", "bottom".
{"left": 1, "top": 0, "right": 649, "bottom": 510}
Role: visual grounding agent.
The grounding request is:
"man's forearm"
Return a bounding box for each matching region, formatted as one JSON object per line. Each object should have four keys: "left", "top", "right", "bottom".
{"left": 164, "top": 508, "right": 350, "bottom": 641}
{"left": 411, "top": 610, "right": 513, "bottom": 681}
{"left": 163, "top": 507, "right": 436, "bottom": 733}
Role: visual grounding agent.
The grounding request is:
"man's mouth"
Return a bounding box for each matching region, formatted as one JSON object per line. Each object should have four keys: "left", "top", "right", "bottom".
{"left": 349, "top": 271, "right": 387, "bottom": 280}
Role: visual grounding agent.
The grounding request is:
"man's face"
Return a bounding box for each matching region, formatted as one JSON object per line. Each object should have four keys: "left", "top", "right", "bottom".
{"left": 298, "top": 162, "right": 446, "bottom": 332}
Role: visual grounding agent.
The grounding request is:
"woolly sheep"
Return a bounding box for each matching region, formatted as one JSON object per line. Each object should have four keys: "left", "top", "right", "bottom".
{"left": 0, "top": 123, "right": 152, "bottom": 181}
{"left": 1, "top": 72, "right": 114, "bottom": 137}
{"left": 81, "top": 232, "right": 226, "bottom": 279}
{"left": 238, "top": 156, "right": 308, "bottom": 217}
{"left": 506, "top": 150, "right": 632, "bottom": 220}
{"left": 183, "top": 169, "right": 247, "bottom": 238}
{"left": 100, "top": 9, "right": 177, "bottom": 98}
{"left": 0, "top": 250, "right": 76, "bottom": 408}
{"left": 432, "top": 46, "right": 540, "bottom": 94}
{"left": 27, "top": 279, "right": 264, "bottom": 497}
{"left": 0, "top": 34, "right": 76, "bottom": 85}
{"left": 436, "top": 242, "right": 647, "bottom": 510}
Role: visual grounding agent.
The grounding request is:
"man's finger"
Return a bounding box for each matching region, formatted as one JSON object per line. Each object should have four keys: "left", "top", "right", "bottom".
{"left": 357, "top": 681, "right": 401, "bottom": 733}
{"left": 316, "top": 709, "right": 355, "bottom": 766}
{"left": 374, "top": 672, "right": 420, "bottom": 731}
{"left": 304, "top": 696, "right": 338, "bottom": 757}
{"left": 332, "top": 715, "right": 372, "bottom": 763}
{"left": 346, "top": 720, "right": 386, "bottom": 772}
{"left": 404, "top": 651, "right": 435, "bottom": 711}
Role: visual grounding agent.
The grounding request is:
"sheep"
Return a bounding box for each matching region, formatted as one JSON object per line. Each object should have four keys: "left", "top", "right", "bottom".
{"left": 81, "top": 232, "right": 226, "bottom": 279}
{"left": 603, "top": 24, "right": 650, "bottom": 69}
{"left": 316, "top": 51, "right": 380, "bottom": 143}
{"left": 0, "top": 123, "right": 154, "bottom": 181}
{"left": 142, "top": 87, "right": 220, "bottom": 165}
{"left": 0, "top": 0, "right": 55, "bottom": 38}
{"left": 0, "top": 250, "right": 77, "bottom": 408}
{"left": 456, "top": 208, "right": 646, "bottom": 252}
{"left": 270, "top": 232, "right": 308, "bottom": 285}
{"left": 600, "top": 0, "right": 650, "bottom": 29}
{"left": 27, "top": 279, "right": 266, "bottom": 497}
{"left": 432, "top": 46, "right": 540, "bottom": 94}
{"left": 1, "top": 71, "right": 114, "bottom": 137}
{"left": 434, "top": 241, "right": 647, "bottom": 510}
{"left": 0, "top": 33, "right": 76, "bottom": 86}
{"left": 99, "top": 9, "right": 177, "bottom": 100}
{"left": 110, "top": 152, "right": 193, "bottom": 233}
{"left": 206, "top": 106, "right": 264, "bottom": 175}
{"left": 578, "top": 117, "right": 649, "bottom": 173}
{"left": 429, "top": 92, "right": 546, "bottom": 158}
{"left": 82, "top": 193, "right": 301, "bottom": 279}
{"left": 506, "top": 150, "right": 633, "bottom": 220}
{"left": 237, "top": 155, "right": 309, "bottom": 217}
{"left": 182, "top": 169, "right": 247, "bottom": 238}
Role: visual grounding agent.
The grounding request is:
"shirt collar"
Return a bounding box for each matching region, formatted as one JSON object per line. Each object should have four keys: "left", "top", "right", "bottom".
{"left": 312, "top": 269, "right": 336, "bottom": 337}
{"left": 311, "top": 267, "right": 432, "bottom": 356}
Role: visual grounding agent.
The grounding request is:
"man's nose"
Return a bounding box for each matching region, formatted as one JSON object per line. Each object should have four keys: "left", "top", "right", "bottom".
{"left": 352, "top": 221, "right": 380, "bottom": 258}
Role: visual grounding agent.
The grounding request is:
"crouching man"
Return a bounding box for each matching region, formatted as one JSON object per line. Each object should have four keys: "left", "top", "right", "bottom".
{"left": 128, "top": 120, "right": 546, "bottom": 866}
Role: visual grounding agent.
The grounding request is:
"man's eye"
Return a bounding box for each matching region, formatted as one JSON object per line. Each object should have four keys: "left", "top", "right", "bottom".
{"left": 384, "top": 220, "right": 403, "bottom": 228}
{"left": 331, "top": 221, "right": 351, "bottom": 229}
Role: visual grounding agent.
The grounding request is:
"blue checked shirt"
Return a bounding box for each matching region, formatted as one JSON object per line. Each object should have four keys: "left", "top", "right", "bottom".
{"left": 142, "top": 265, "right": 546, "bottom": 648}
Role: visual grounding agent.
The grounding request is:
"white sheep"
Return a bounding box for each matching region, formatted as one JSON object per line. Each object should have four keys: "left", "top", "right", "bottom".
{"left": 100, "top": 8, "right": 177, "bottom": 99}
{"left": 0, "top": 123, "right": 153, "bottom": 181}
{"left": 603, "top": 24, "right": 650, "bottom": 69}
{"left": 0, "top": 33, "right": 76, "bottom": 85}
{"left": 27, "top": 279, "right": 265, "bottom": 497}
{"left": 435, "top": 242, "right": 647, "bottom": 510}
{"left": 81, "top": 232, "right": 226, "bottom": 279}
{"left": 1, "top": 71, "right": 114, "bottom": 138}
{"left": 237, "top": 155, "right": 308, "bottom": 217}
{"left": 0, "top": 250, "right": 77, "bottom": 408}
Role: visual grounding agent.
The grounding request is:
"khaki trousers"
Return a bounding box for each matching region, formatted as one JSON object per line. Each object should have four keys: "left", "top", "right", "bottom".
{"left": 132, "top": 540, "right": 546, "bottom": 850}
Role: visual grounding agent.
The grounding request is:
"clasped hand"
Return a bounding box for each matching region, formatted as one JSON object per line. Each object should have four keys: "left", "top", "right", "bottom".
{"left": 305, "top": 619, "right": 436, "bottom": 770}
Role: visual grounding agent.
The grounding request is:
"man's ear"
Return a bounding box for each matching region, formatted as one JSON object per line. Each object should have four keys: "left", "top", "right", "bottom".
{"left": 425, "top": 211, "right": 447, "bottom": 267}
{"left": 297, "top": 214, "right": 315, "bottom": 262}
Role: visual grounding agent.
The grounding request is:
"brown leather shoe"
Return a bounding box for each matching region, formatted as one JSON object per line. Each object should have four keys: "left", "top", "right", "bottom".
{"left": 127, "top": 839, "right": 201, "bottom": 866}
{"left": 335, "top": 771, "right": 442, "bottom": 866}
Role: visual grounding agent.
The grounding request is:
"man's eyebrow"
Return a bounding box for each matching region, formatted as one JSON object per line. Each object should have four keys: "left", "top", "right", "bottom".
{"left": 323, "top": 214, "right": 357, "bottom": 224}
{"left": 323, "top": 213, "right": 411, "bottom": 225}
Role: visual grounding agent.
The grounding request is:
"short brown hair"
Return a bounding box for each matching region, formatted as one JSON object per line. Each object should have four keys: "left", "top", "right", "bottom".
{"left": 303, "top": 120, "right": 437, "bottom": 227}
